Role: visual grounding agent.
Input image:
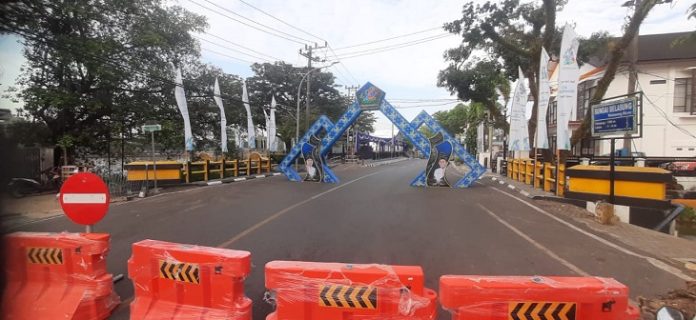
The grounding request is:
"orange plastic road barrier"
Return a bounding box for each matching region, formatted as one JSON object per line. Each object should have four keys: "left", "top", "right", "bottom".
{"left": 1, "top": 232, "right": 120, "bottom": 319}
{"left": 439, "top": 275, "right": 640, "bottom": 320}
{"left": 265, "top": 260, "right": 438, "bottom": 319}
{"left": 128, "top": 240, "right": 252, "bottom": 319}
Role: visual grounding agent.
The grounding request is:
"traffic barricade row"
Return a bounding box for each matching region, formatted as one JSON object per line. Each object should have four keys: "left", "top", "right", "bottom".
{"left": 2, "top": 232, "right": 640, "bottom": 320}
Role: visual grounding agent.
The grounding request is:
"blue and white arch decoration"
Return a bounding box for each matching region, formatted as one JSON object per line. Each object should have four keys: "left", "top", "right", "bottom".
{"left": 278, "top": 82, "right": 485, "bottom": 188}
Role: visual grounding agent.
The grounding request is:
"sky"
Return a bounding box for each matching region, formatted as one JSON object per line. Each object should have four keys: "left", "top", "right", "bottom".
{"left": 0, "top": 0, "right": 694, "bottom": 137}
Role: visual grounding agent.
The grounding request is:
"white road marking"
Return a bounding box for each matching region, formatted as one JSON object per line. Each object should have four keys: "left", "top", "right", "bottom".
{"left": 498, "top": 181, "right": 505, "bottom": 185}
{"left": 62, "top": 193, "right": 107, "bottom": 204}
{"left": 487, "top": 185, "right": 695, "bottom": 282}
{"left": 255, "top": 175, "right": 266, "bottom": 179}
{"left": 234, "top": 178, "right": 246, "bottom": 182}
{"left": 507, "top": 185, "right": 515, "bottom": 190}
{"left": 217, "top": 169, "right": 385, "bottom": 248}
{"left": 477, "top": 203, "right": 590, "bottom": 276}
{"left": 272, "top": 173, "right": 281, "bottom": 176}
{"left": 207, "top": 181, "right": 222, "bottom": 186}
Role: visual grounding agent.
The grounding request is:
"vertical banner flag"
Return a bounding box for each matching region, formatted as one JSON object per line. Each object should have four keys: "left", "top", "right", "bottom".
{"left": 213, "top": 78, "right": 228, "bottom": 153}
{"left": 536, "top": 47, "right": 551, "bottom": 149}
{"left": 269, "top": 96, "right": 278, "bottom": 152}
{"left": 263, "top": 108, "right": 270, "bottom": 150}
{"left": 174, "top": 68, "right": 194, "bottom": 151}
{"left": 509, "top": 67, "right": 530, "bottom": 151}
{"left": 557, "top": 24, "right": 580, "bottom": 150}
{"left": 242, "top": 79, "right": 256, "bottom": 149}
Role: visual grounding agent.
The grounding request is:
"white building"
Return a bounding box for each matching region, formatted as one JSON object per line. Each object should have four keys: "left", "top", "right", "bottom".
{"left": 573, "top": 32, "right": 696, "bottom": 157}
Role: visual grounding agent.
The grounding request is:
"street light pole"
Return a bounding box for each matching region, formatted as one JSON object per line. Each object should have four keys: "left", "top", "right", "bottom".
{"left": 295, "top": 62, "right": 338, "bottom": 170}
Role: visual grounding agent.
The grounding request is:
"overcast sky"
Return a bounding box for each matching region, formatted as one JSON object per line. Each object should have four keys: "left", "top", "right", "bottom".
{"left": 1, "top": 0, "right": 694, "bottom": 136}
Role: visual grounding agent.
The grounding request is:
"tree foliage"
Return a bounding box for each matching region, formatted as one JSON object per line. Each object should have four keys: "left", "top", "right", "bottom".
{"left": 573, "top": 0, "right": 666, "bottom": 143}
{"left": 438, "top": 60, "right": 509, "bottom": 130}
{"left": 432, "top": 102, "right": 487, "bottom": 154}
{"left": 246, "top": 62, "right": 375, "bottom": 150}
{"left": 441, "top": 0, "right": 613, "bottom": 147}
{"left": 0, "top": 0, "right": 371, "bottom": 159}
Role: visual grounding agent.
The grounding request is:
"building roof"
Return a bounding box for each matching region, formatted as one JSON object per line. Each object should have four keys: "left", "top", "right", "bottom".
{"left": 589, "top": 31, "right": 696, "bottom": 66}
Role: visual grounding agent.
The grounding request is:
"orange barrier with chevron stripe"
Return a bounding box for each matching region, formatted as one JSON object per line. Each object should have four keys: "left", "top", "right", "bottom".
{"left": 439, "top": 275, "right": 639, "bottom": 320}
{"left": 128, "top": 240, "right": 252, "bottom": 319}
{"left": 1, "top": 232, "right": 120, "bottom": 319}
{"left": 264, "top": 260, "right": 437, "bottom": 319}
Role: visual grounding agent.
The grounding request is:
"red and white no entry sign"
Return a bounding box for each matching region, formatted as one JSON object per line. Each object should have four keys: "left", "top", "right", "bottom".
{"left": 59, "top": 172, "right": 110, "bottom": 226}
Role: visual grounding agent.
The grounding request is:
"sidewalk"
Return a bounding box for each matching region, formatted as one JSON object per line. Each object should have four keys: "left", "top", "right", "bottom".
{"left": 484, "top": 172, "right": 696, "bottom": 272}
{"left": 1, "top": 193, "right": 63, "bottom": 230}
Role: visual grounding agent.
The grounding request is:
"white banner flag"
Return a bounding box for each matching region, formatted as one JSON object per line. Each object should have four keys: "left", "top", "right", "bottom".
{"left": 213, "top": 78, "right": 228, "bottom": 153}
{"left": 509, "top": 67, "right": 530, "bottom": 151}
{"left": 269, "top": 96, "right": 278, "bottom": 152}
{"left": 174, "top": 68, "right": 194, "bottom": 151}
{"left": 242, "top": 79, "right": 256, "bottom": 149}
{"left": 263, "top": 108, "right": 270, "bottom": 150}
{"left": 556, "top": 24, "right": 580, "bottom": 150}
{"left": 536, "top": 47, "right": 551, "bottom": 149}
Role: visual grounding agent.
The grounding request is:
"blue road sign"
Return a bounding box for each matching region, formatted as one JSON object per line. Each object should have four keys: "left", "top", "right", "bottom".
{"left": 591, "top": 98, "right": 637, "bottom": 137}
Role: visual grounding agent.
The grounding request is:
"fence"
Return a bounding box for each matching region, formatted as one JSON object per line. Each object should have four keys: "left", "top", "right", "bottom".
{"left": 183, "top": 155, "right": 272, "bottom": 183}
{"left": 505, "top": 159, "right": 566, "bottom": 196}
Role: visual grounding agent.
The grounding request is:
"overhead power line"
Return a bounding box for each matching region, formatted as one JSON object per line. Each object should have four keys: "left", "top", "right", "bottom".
{"left": 201, "top": 47, "right": 260, "bottom": 64}
{"left": 330, "top": 34, "right": 453, "bottom": 60}
{"left": 332, "top": 26, "right": 443, "bottom": 50}
{"left": 199, "top": 32, "right": 284, "bottom": 61}
{"left": 195, "top": 36, "right": 272, "bottom": 62}
{"left": 235, "top": 0, "right": 325, "bottom": 42}
{"left": 186, "top": 0, "right": 311, "bottom": 45}
{"left": 634, "top": 72, "right": 696, "bottom": 140}
{"left": 11, "top": 29, "right": 249, "bottom": 105}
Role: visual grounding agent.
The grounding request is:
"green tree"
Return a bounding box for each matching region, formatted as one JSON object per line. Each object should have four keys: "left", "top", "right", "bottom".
{"left": 574, "top": 0, "right": 671, "bottom": 143}
{"left": 442, "top": 0, "right": 613, "bottom": 146}
{"left": 438, "top": 60, "right": 510, "bottom": 130}
{"left": 431, "top": 103, "right": 487, "bottom": 154}
{"left": 0, "top": 0, "right": 208, "bottom": 156}
{"left": 245, "top": 62, "right": 375, "bottom": 150}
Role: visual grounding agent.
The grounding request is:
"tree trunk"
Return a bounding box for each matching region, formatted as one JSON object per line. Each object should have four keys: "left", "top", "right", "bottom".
{"left": 572, "top": 0, "right": 658, "bottom": 144}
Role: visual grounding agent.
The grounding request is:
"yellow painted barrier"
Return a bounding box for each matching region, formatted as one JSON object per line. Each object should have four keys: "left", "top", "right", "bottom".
{"left": 565, "top": 165, "right": 671, "bottom": 208}
{"left": 125, "top": 161, "right": 182, "bottom": 182}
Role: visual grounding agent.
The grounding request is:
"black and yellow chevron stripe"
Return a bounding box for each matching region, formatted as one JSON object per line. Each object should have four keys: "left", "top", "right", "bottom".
{"left": 159, "top": 260, "right": 199, "bottom": 284}
{"left": 509, "top": 302, "right": 577, "bottom": 320}
{"left": 27, "top": 247, "right": 63, "bottom": 264}
{"left": 318, "top": 284, "right": 377, "bottom": 309}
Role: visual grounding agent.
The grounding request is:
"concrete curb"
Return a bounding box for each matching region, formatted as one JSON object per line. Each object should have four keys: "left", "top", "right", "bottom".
{"left": 489, "top": 176, "right": 536, "bottom": 199}
{"left": 488, "top": 175, "right": 668, "bottom": 228}
{"left": 199, "top": 172, "right": 282, "bottom": 186}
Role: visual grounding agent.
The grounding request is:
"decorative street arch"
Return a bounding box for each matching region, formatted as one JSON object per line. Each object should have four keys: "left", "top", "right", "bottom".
{"left": 278, "top": 82, "right": 485, "bottom": 188}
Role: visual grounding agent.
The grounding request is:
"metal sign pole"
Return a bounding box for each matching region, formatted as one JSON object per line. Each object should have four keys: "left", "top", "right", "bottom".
{"left": 609, "top": 138, "right": 616, "bottom": 204}
{"left": 86, "top": 224, "right": 93, "bottom": 233}
{"left": 151, "top": 130, "right": 158, "bottom": 193}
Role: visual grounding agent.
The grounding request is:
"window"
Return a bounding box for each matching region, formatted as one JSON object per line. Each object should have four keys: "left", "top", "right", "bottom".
{"left": 673, "top": 78, "right": 692, "bottom": 113}
{"left": 650, "top": 79, "right": 666, "bottom": 85}
{"left": 577, "top": 80, "right": 596, "bottom": 121}
{"left": 548, "top": 100, "right": 557, "bottom": 125}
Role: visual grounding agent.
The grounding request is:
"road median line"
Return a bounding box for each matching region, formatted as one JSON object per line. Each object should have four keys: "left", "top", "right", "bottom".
{"left": 216, "top": 169, "right": 386, "bottom": 248}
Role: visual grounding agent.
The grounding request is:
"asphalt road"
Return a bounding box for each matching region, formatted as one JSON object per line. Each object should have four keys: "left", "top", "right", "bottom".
{"left": 11, "top": 159, "right": 688, "bottom": 319}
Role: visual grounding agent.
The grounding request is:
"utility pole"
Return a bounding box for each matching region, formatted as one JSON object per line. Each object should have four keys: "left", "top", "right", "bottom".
{"left": 344, "top": 85, "right": 359, "bottom": 157}
{"left": 299, "top": 42, "right": 328, "bottom": 130}
{"left": 623, "top": 0, "right": 642, "bottom": 155}
{"left": 345, "top": 85, "right": 359, "bottom": 99}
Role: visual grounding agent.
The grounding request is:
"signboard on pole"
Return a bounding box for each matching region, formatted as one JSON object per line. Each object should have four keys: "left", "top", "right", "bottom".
{"left": 142, "top": 124, "right": 161, "bottom": 132}
{"left": 59, "top": 172, "right": 110, "bottom": 226}
{"left": 591, "top": 98, "right": 638, "bottom": 137}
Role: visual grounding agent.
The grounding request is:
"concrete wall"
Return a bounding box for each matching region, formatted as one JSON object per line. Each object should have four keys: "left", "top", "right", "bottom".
{"left": 595, "top": 59, "right": 696, "bottom": 156}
